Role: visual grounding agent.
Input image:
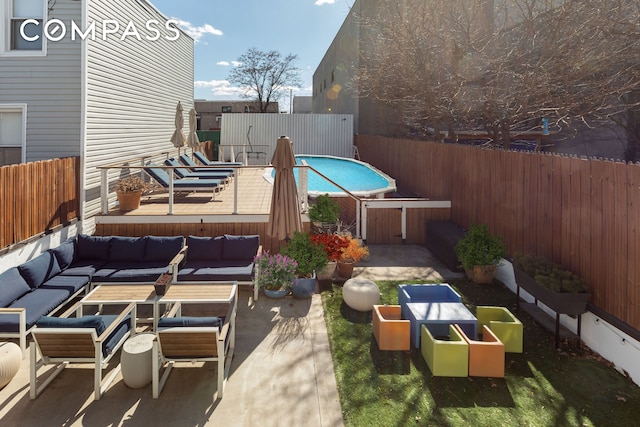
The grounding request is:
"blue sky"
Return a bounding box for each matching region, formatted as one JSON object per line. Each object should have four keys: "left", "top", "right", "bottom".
{"left": 150, "top": 0, "right": 354, "bottom": 109}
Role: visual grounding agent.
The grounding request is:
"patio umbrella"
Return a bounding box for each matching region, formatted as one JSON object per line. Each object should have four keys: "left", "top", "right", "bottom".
{"left": 170, "top": 102, "right": 186, "bottom": 153}
{"left": 187, "top": 108, "right": 200, "bottom": 152}
{"left": 267, "top": 136, "right": 302, "bottom": 240}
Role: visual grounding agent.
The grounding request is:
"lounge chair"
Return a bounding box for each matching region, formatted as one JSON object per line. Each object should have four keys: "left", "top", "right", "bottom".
{"left": 152, "top": 297, "right": 236, "bottom": 399}
{"left": 372, "top": 305, "right": 410, "bottom": 351}
{"left": 30, "top": 302, "right": 136, "bottom": 400}
{"left": 453, "top": 324, "right": 505, "bottom": 378}
{"left": 420, "top": 323, "right": 469, "bottom": 377}
{"left": 144, "top": 163, "right": 223, "bottom": 199}
{"left": 164, "top": 158, "right": 232, "bottom": 182}
{"left": 193, "top": 151, "right": 243, "bottom": 167}
{"left": 179, "top": 153, "right": 238, "bottom": 174}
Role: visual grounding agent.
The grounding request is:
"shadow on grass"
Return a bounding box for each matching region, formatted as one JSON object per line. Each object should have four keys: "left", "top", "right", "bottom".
{"left": 369, "top": 338, "right": 412, "bottom": 375}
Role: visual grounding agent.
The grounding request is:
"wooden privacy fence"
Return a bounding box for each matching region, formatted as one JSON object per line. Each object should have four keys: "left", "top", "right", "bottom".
{"left": 0, "top": 157, "right": 80, "bottom": 250}
{"left": 356, "top": 135, "right": 640, "bottom": 332}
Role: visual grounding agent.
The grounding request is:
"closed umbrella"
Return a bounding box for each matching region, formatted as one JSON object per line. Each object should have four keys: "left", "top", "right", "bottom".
{"left": 267, "top": 136, "right": 302, "bottom": 240}
{"left": 170, "top": 102, "right": 186, "bottom": 153}
{"left": 187, "top": 108, "right": 200, "bottom": 151}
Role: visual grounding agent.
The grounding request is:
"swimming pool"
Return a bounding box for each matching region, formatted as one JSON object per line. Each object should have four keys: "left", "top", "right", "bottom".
{"left": 264, "top": 155, "right": 396, "bottom": 197}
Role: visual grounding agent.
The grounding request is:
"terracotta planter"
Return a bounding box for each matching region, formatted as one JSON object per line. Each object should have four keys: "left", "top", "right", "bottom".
{"left": 465, "top": 265, "right": 497, "bottom": 284}
{"left": 337, "top": 261, "right": 355, "bottom": 278}
{"left": 514, "top": 267, "right": 589, "bottom": 316}
{"left": 116, "top": 190, "right": 142, "bottom": 211}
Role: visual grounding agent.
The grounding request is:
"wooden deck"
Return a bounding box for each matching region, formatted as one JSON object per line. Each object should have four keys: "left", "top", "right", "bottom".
{"left": 103, "top": 167, "right": 274, "bottom": 217}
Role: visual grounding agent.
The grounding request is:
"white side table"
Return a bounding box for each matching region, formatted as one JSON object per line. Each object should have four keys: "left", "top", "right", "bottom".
{"left": 121, "top": 333, "right": 155, "bottom": 388}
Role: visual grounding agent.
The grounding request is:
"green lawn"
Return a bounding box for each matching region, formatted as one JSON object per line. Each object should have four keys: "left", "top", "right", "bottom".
{"left": 321, "top": 279, "right": 640, "bottom": 427}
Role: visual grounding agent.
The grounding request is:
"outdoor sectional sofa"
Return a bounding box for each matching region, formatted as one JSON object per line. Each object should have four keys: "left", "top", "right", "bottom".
{"left": 0, "top": 233, "right": 260, "bottom": 354}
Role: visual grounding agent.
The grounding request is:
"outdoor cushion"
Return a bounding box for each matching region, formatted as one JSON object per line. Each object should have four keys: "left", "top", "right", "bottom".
{"left": 186, "top": 236, "right": 224, "bottom": 261}
{"left": 77, "top": 235, "right": 111, "bottom": 260}
{"left": 223, "top": 234, "right": 260, "bottom": 260}
{"left": 177, "top": 260, "right": 254, "bottom": 282}
{"left": 38, "top": 274, "right": 89, "bottom": 296}
{"left": 0, "top": 267, "right": 31, "bottom": 307}
{"left": 49, "top": 239, "right": 77, "bottom": 269}
{"left": 158, "top": 316, "right": 223, "bottom": 328}
{"left": 36, "top": 315, "right": 106, "bottom": 334}
{"left": 0, "top": 288, "right": 71, "bottom": 332}
{"left": 145, "top": 236, "right": 184, "bottom": 262}
{"left": 109, "top": 236, "right": 146, "bottom": 262}
{"left": 18, "top": 252, "right": 61, "bottom": 289}
{"left": 101, "top": 314, "right": 132, "bottom": 356}
{"left": 93, "top": 261, "right": 170, "bottom": 282}
{"left": 59, "top": 265, "right": 96, "bottom": 279}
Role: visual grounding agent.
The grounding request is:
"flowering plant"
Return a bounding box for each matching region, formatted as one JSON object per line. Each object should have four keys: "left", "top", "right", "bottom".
{"left": 254, "top": 252, "right": 298, "bottom": 291}
{"left": 310, "top": 233, "right": 350, "bottom": 262}
{"left": 340, "top": 237, "right": 370, "bottom": 263}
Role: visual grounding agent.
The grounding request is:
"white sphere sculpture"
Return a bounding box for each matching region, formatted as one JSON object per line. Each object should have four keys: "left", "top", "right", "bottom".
{"left": 343, "top": 278, "right": 380, "bottom": 312}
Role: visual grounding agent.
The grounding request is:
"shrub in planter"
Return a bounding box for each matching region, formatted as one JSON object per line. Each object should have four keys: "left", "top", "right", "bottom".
{"left": 454, "top": 224, "right": 504, "bottom": 283}
{"left": 308, "top": 194, "right": 341, "bottom": 233}
{"left": 280, "top": 231, "right": 328, "bottom": 278}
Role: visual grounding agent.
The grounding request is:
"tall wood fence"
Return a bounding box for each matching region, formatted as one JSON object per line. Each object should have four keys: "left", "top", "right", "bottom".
{"left": 357, "top": 135, "right": 640, "bottom": 331}
{"left": 0, "top": 157, "right": 80, "bottom": 250}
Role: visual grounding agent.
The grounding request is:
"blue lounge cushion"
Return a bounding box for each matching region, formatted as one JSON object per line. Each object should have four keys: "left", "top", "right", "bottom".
{"left": 0, "top": 288, "right": 72, "bottom": 332}
{"left": 92, "top": 261, "right": 170, "bottom": 282}
{"left": 38, "top": 274, "right": 89, "bottom": 295}
{"left": 18, "top": 252, "right": 61, "bottom": 289}
{"left": 223, "top": 234, "right": 260, "bottom": 260}
{"left": 0, "top": 267, "right": 31, "bottom": 307}
{"left": 109, "top": 236, "right": 146, "bottom": 262}
{"left": 36, "top": 315, "right": 106, "bottom": 335}
{"left": 101, "top": 314, "right": 132, "bottom": 356}
{"left": 177, "top": 260, "right": 254, "bottom": 282}
{"left": 158, "top": 316, "right": 223, "bottom": 328}
{"left": 145, "top": 236, "right": 184, "bottom": 262}
{"left": 59, "top": 265, "right": 96, "bottom": 279}
{"left": 49, "top": 239, "right": 76, "bottom": 269}
{"left": 187, "top": 236, "right": 224, "bottom": 261}
{"left": 77, "top": 235, "right": 111, "bottom": 260}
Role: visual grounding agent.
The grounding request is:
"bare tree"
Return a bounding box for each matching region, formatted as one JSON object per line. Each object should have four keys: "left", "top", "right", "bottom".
{"left": 353, "top": 0, "right": 640, "bottom": 153}
{"left": 228, "top": 48, "right": 302, "bottom": 113}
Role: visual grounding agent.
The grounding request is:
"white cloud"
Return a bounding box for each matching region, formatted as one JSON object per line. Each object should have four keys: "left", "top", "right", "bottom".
{"left": 217, "top": 61, "right": 230, "bottom": 66}
{"left": 315, "top": 0, "right": 336, "bottom": 5}
{"left": 172, "top": 19, "right": 222, "bottom": 43}
{"left": 232, "top": 61, "right": 242, "bottom": 67}
{"left": 194, "top": 80, "right": 247, "bottom": 97}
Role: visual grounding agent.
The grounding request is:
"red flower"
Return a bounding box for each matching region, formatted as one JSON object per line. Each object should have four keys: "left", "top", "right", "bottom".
{"left": 310, "top": 233, "right": 350, "bottom": 262}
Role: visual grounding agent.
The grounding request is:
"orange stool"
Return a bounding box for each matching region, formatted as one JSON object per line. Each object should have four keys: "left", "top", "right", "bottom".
{"left": 372, "top": 305, "right": 410, "bottom": 351}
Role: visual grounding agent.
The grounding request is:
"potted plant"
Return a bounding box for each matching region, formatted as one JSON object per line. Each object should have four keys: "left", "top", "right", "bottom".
{"left": 337, "top": 236, "right": 370, "bottom": 278}
{"left": 280, "top": 231, "right": 329, "bottom": 298}
{"left": 512, "top": 253, "right": 589, "bottom": 315}
{"left": 454, "top": 223, "right": 504, "bottom": 284}
{"left": 310, "top": 233, "right": 350, "bottom": 280}
{"left": 308, "top": 194, "right": 341, "bottom": 234}
{"left": 254, "top": 251, "right": 298, "bottom": 298}
{"left": 115, "top": 175, "right": 151, "bottom": 211}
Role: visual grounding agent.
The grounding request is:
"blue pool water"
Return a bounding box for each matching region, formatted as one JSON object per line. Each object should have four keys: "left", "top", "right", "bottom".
{"left": 268, "top": 155, "right": 396, "bottom": 197}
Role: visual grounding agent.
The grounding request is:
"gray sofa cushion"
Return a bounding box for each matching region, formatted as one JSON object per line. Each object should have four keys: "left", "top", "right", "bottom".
{"left": 36, "top": 315, "right": 106, "bottom": 334}
{"left": 177, "top": 260, "right": 254, "bottom": 282}
{"left": 145, "top": 236, "right": 184, "bottom": 262}
{"left": 158, "top": 316, "right": 223, "bottom": 328}
{"left": 0, "top": 288, "right": 72, "bottom": 332}
{"left": 187, "top": 236, "right": 224, "bottom": 261}
{"left": 0, "top": 267, "right": 31, "bottom": 307}
{"left": 38, "top": 274, "right": 89, "bottom": 295}
{"left": 93, "top": 261, "right": 170, "bottom": 282}
{"left": 77, "top": 235, "right": 111, "bottom": 260}
{"left": 49, "top": 239, "right": 76, "bottom": 269}
{"left": 18, "top": 252, "right": 61, "bottom": 289}
{"left": 110, "top": 236, "right": 146, "bottom": 262}
{"left": 223, "top": 234, "right": 259, "bottom": 260}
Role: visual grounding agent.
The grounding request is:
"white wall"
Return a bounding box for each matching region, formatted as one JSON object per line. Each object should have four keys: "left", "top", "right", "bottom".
{"left": 0, "top": 224, "right": 80, "bottom": 274}
{"left": 221, "top": 113, "right": 354, "bottom": 163}
{"left": 496, "top": 259, "right": 640, "bottom": 386}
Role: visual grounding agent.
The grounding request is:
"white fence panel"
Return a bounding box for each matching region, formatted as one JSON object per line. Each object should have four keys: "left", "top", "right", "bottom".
{"left": 221, "top": 114, "right": 353, "bottom": 163}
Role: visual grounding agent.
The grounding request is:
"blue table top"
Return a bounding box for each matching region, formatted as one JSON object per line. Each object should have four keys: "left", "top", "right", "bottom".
{"left": 405, "top": 302, "right": 476, "bottom": 322}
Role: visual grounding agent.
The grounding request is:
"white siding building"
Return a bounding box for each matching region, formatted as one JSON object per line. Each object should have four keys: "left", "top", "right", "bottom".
{"left": 0, "top": 0, "right": 194, "bottom": 228}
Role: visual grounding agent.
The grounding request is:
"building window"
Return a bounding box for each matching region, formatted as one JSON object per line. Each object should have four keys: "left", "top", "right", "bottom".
{"left": 0, "top": 105, "right": 27, "bottom": 166}
{"left": 2, "top": 0, "right": 46, "bottom": 55}
{"left": 221, "top": 106, "right": 232, "bottom": 113}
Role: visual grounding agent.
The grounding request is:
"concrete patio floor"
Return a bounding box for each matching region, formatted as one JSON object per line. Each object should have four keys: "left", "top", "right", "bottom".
{"left": 0, "top": 245, "right": 455, "bottom": 427}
